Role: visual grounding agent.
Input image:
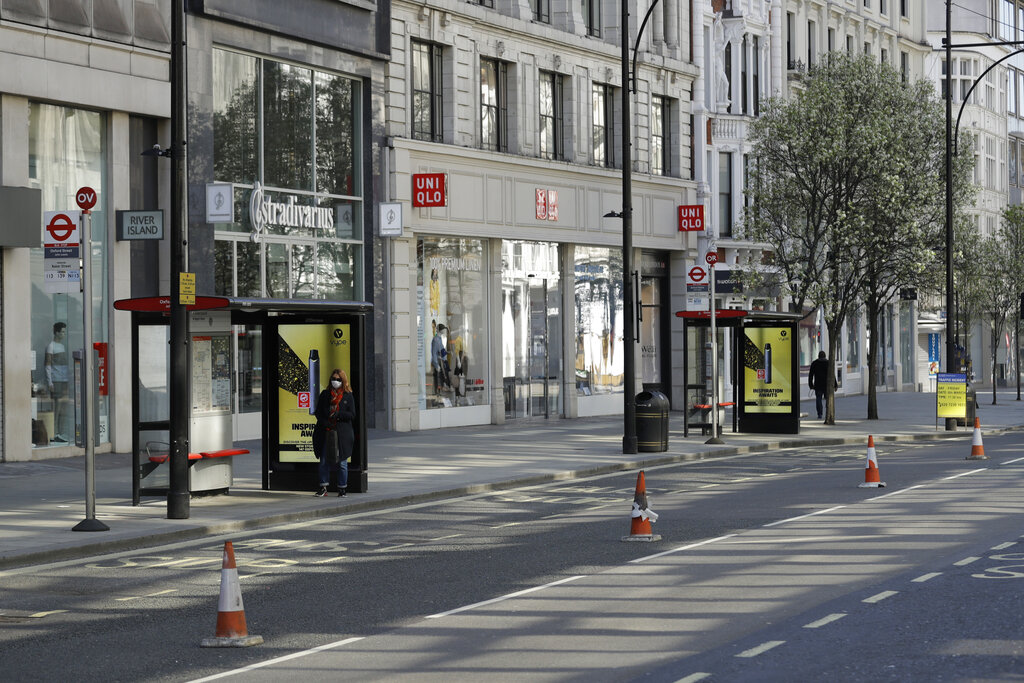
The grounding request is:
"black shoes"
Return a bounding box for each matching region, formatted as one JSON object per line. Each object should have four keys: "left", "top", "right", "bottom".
{"left": 338, "top": 490, "right": 346, "bottom": 497}
{"left": 315, "top": 486, "right": 328, "bottom": 497}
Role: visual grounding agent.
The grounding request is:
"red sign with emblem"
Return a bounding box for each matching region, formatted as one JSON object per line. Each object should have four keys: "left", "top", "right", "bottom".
{"left": 412, "top": 173, "right": 447, "bottom": 207}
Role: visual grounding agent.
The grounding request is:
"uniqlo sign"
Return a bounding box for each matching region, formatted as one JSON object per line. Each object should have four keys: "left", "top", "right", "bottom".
{"left": 412, "top": 173, "right": 447, "bottom": 207}
{"left": 678, "top": 205, "right": 705, "bottom": 232}
{"left": 536, "top": 189, "right": 558, "bottom": 221}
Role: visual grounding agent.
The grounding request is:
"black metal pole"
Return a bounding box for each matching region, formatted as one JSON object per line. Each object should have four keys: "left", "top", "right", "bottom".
{"left": 944, "top": 0, "right": 957, "bottom": 431}
{"left": 168, "top": 0, "right": 190, "bottom": 518}
{"left": 621, "top": 0, "right": 637, "bottom": 454}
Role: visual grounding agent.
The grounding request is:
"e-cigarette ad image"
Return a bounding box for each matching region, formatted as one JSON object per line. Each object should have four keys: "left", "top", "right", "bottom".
{"left": 308, "top": 349, "right": 320, "bottom": 414}
{"left": 763, "top": 343, "right": 772, "bottom": 384}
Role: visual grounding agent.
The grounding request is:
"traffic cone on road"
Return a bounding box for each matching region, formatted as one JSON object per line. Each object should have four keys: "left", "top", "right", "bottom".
{"left": 858, "top": 436, "right": 886, "bottom": 488}
{"left": 200, "top": 541, "right": 264, "bottom": 648}
{"left": 967, "top": 417, "right": 989, "bottom": 460}
{"left": 621, "top": 471, "right": 662, "bottom": 542}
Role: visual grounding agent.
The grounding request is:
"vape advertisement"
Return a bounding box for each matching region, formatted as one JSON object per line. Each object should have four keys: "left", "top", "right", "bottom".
{"left": 277, "top": 323, "right": 352, "bottom": 463}
{"left": 742, "top": 326, "right": 793, "bottom": 413}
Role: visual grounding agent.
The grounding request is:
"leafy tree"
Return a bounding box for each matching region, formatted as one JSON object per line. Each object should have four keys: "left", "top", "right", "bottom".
{"left": 742, "top": 53, "right": 963, "bottom": 424}
{"left": 1000, "top": 205, "right": 1024, "bottom": 399}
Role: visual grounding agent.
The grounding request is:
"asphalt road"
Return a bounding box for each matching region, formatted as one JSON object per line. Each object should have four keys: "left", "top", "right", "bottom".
{"left": 1, "top": 434, "right": 1021, "bottom": 682}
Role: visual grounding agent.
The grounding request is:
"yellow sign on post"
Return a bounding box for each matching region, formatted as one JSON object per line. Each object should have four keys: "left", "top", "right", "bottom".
{"left": 179, "top": 272, "right": 196, "bottom": 305}
{"left": 936, "top": 373, "right": 967, "bottom": 419}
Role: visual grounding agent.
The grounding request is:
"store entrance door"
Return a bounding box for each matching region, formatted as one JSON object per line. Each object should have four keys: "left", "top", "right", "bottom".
{"left": 503, "top": 276, "right": 562, "bottom": 419}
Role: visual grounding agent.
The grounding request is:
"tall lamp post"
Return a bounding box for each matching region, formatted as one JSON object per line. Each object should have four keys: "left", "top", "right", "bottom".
{"left": 610, "top": 0, "right": 663, "bottom": 455}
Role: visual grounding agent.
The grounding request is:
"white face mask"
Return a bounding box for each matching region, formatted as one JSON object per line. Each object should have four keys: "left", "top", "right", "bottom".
{"left": 330, "top": 380, "right": 342, "bottom": 389}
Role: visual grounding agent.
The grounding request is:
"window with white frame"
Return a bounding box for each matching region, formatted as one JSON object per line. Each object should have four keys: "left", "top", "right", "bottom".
{"left": 1012, "top": 68, "right": 1019, "bottom": 116}
{"left": 592, "top": 82, "right": 614, "bottom": 167}
{"left": 651, "top": 95, "right": 669, "bottom": 176}
{"left": 412, "top": 41, "right": 443, "bottom": 142}
{"left": 719, "top": 151, "right": 733, "bottom": 237}
{"left": 530, "top": 0, "right": 550, "bottom": 22}
{"left": 583, "top": 0, "right": 601, "bottom": 37}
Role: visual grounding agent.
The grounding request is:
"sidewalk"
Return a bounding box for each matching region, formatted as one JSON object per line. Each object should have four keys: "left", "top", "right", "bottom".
{"left": 2, "top": 390, "right": 1022, "bottom": 569}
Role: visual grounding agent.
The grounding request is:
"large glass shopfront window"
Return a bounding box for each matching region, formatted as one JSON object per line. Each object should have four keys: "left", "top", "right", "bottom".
{"left": 501, "top": 241, "right": 562, "bottom": 419}
{"left": 418, "top": 238, "right": 488, "bottom": 409}
{"left": 574, "top": 246, "right": 624, "bottom": 395}
{"left": 27, "top": 103, "right": 109, "bottom": 449}
{"left": 211, "top": 48, "right": 363, "bottom": 300}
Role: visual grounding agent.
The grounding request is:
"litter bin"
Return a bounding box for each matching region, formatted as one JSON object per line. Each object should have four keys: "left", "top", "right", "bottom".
{"left": 958, "top": 383, "right": 977, "bottom": 427}
{"left": 635, "top": 390, "right": 669, "bottom": 452}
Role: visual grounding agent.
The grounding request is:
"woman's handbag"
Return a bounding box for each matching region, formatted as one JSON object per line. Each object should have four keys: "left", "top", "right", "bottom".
{"left": 324, "top": 428, "right": 341, "bottom": 465}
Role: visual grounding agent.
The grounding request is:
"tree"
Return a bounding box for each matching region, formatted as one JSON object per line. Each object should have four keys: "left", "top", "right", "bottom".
{"left": 1000, "top": 205, "right": 1024, "bottom": 400}
{"left": 742, "top": 53, "right": 959, "bottom": 424}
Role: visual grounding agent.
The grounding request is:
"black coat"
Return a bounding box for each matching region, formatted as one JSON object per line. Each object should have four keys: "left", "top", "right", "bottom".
{"left": 312, "top": 388, "right": 356, "bottom": 461}
{"left": 808, "top": 358, "right": 832, "bottom": 393}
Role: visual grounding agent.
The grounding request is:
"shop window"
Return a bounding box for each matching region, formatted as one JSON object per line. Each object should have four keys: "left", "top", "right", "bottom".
{"left": 574, "top": 246, "right": 624, "bottom": 395}
{"left": 264, "top": 61, "right": 314, "bottom": 191}
{"left": 28, "top": 103, "right": 109, "bottom": 449}
{"left": 315, "top": 72, "right": 359, "bottom": 197}
{"left": 418, "top": 238, "right": 488, "bottom": 409}
{"left": 213, "top": 50, "right": 258, "bottom": 184}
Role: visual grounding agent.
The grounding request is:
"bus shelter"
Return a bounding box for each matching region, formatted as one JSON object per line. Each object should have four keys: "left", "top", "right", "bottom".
{"left": 678, "top": 310, "right": 802, "bottom": 437}
{"left": 115, "top": 296, "right": 372, "bottom": 503}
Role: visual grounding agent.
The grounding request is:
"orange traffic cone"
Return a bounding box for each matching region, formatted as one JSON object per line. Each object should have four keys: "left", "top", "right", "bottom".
{"left": 967, "top": 417, "right": 989, "bottom": 460}
{"left": 200, "top": 542, "right": 264, "bottom": 648}
{"left": 621, "top": 471, "right": 662, "bottom": 542}
{"left": 858, "top": 436, "right": 886, "bottom": 488}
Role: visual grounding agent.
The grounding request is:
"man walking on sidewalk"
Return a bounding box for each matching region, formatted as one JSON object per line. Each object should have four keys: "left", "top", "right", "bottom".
{"left": 808, "top": 351, "right": 831, "bottom": 420}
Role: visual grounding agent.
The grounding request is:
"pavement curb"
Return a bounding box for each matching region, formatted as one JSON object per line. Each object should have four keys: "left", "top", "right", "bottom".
{"left": 2, "top": 427, "right": 1001, "bottom": 571}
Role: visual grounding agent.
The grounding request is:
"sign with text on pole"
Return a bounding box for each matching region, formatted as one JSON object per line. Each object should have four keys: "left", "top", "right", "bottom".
{"left": 179, "top": 272, "right": 196, "bottom": 306}
{"left": 76, "top": 186, "right": 97, "bottom": 211}
{"left": 685, "top": 263, "right": 709, "bottom": 311}
{"left": 43, "top": 210, "right": 81, "bottom": 293}
{"left": 678, "top": 205, "right": 705, "bottom": 232}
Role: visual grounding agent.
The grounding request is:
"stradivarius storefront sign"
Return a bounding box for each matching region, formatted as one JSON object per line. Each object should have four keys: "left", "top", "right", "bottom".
{"left": 248, "top": 181, "right": 335, "bottom": 242}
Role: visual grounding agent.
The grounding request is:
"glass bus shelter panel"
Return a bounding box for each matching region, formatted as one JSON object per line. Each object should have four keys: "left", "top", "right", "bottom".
{"left": 138, "top": 325, "right": 170, "bottom": 422}
{"left": 138, "top": 427, "right": 171, "bottom": 491}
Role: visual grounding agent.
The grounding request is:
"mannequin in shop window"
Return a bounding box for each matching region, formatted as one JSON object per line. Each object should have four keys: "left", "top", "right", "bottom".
{"left": 44, "top": 322, "right": 70, "bottom": 443}
{"left": 431, "top": 323, "right": 452, "bottom": 396}
{"left": 449, "top": 327, "right": 467, "bottom": 401}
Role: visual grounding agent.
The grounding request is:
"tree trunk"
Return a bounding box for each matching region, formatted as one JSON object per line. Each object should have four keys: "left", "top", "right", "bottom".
{"left": 991, "top": 324, "right": 999, "bottom": 405}
{"left": 865, "top": 299, "right": 880, "bottom": 420}
{"left": 824, "top": 319, "right": 842, "bottom": 425}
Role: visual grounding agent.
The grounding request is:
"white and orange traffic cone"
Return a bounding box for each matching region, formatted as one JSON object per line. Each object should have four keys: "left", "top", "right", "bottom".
{"left": 621, "top": 471, "right": 662, "bottom": 542}
{"left": 200, "top": 541, "right": 264, "bottom": 648}
{"left": 858, "top": 436, "right": 886, "bottom": 488}
{"left": 966, "top": 417, "right": 989, "bottom": 460}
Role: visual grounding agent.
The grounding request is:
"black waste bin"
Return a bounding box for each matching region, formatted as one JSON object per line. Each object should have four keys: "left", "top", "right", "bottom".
{"left": 958, "top": 384, "right": 977, "bottom": 427}
{"left": 635, "top": 390, "right": 669, "bottom": 452}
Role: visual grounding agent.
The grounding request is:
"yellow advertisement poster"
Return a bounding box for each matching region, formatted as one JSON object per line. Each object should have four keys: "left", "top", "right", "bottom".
{"left": 742, "top": 326, "right": 793, "bottom": 413}
{"left": 936, "top": 373, "right": 967, "bottom": 419}
{"left": 277, "top": 323, "right": 352, "bottom": 463}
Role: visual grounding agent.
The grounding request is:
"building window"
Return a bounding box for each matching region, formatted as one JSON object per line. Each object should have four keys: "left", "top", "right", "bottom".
{"left": 881, "top": 48, "right": 888, "bottom": 65}
{"left": 863, "top": 0, "right": 870, "bottom": 9}
{"left": 419, "top": 238, "right": 488, "bottom": 410}
{"left": 719, "top": 151, "right": 733, "bottom": 237}
{"left": 786, "top": 13, "right": 794, "bottom": 68}
{"left": 880, "top": 0, "right": 887, "bottom": 14}
{"left": 583, "top": 0, "right": 601, "bottom": 37}
{"left": 480, "top": 58, "right": 508, "bottom": 152}
{"left": 1002, "top": 0, "right": 1015, "bottom": 41}
{"left": 651, "top": 95, "right": 669, "bottom": 175}
{"left": 212, "top": 48, "right": 363, "bottom": 301}
{"left": 539, "top": 71, "right": 564, "bottom": 160}
{"left": 1011, "top": 68, "right": 1019, "bottom": 116}
{"left": 592, "top": 83, "right": 614, "bottom": 167}
{"left": 741, "top": 36, "right": 749, "bottom": 114}
{"left": 807, "top": 20, "right": 816, "bottom": 67}
{"left": 725, "top": 42, "right": 733, "bottom": 112}
{"left": 901, "top": 51, "right": 909, "bottom": 83}
{"left": 412, "top": 41, "right": 443, "bottom": 142}
{"left": 900, "top": 0, "right": 908, "bottom": 17}
{"left": 530, "top": 0, "right": 550, "bottom": 22}
{"left": 1011, "top": 140, "right": 1018, "bottom": 186}
{"left": 472, "top": 0, "right": 495, "bottom": 6}
{"left": 828, "top": 28, "right": 835, "bottom": 52}
{"left": 847, "top": 35, "right": 854, "bottom": 54}
{"left": 752, "top": 36, "right": 761, "bottom": 116}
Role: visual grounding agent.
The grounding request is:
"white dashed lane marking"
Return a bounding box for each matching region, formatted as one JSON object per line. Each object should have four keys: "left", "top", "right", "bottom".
{"left": 954, "top": 557, "right": 981, "bottom": 566}
{"left": 803, "top": 613, "right": 847, "bottom": 629}
{"left": 863, "top": 590, "right": 898, "bottom": 603}
{"left": 736, "top": 640, "right": 786, "bottom": 658}
{"left": 912, "top": 572, "right": 942, "bottom": 583}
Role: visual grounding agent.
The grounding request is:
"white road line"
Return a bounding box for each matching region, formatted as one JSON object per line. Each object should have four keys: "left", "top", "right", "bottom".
{"left": 699, "top": 483, "right": 719, "bottom": 489}
{"left": 991, "top": 542, "right": 1016, "bottom": 550}
{"left": 763, "top": 505, "right": 846, "bottom": 528}
{"left": 912, "top": 572, "right": 942, "bottom": 583}
{"left": 424, "top": 575, "right": 585, "bottom": 619}
{"left": 673, "top": 674, "right": 712, "bottom": 683}
{"left": 429, "top": 534, "right": 463, "bottom": 541}
{"left": 187, "top": 637, "right": 365, "bottom": 682}
{"left": 312, "top": 556, "right": 345, "bottom": 564}
{"left": 804, "top": 613, "right": 847, "bottom": 629}
{"left": 629, "top": 534, "right": 738, "bottom": 564}
{"left": 863, "top": 590, "right": 898, "bottom": 603}
{"left": 943, "top": 469, "right": 988, "bottom": 480}
{"left": 373, "top": 543, "right": 413, "bottom": 553}
{"left": 954, "top": 556, "right": 981, "bottom": 566}
{"left": 736, "top": 640, "right": 785, "bottom": 658}
{"left": 868, "top": 485, "right": 926, "bottom": 500}
{"left": 1001, "top": 457, "right": 1024, "bottom": 465}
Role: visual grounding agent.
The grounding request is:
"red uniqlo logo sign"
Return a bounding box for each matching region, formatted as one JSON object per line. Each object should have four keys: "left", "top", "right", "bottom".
{"left": 536, "top": 189, "right": 558, "bottom": 221}
{"left": 678, "top": 205, "right": 705, "bottom": 232}
{"left": 412, "top": 173, "right": 447, "bottom": 207}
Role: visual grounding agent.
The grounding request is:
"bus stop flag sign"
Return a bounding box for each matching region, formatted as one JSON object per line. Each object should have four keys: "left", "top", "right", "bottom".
{"left": 43, "top": 210, "right": 81, "bottom": 293}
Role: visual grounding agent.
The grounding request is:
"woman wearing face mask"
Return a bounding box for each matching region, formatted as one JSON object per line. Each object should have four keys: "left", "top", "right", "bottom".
{"left": 313, "top": 368, "right": 355, "bottom": 497}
